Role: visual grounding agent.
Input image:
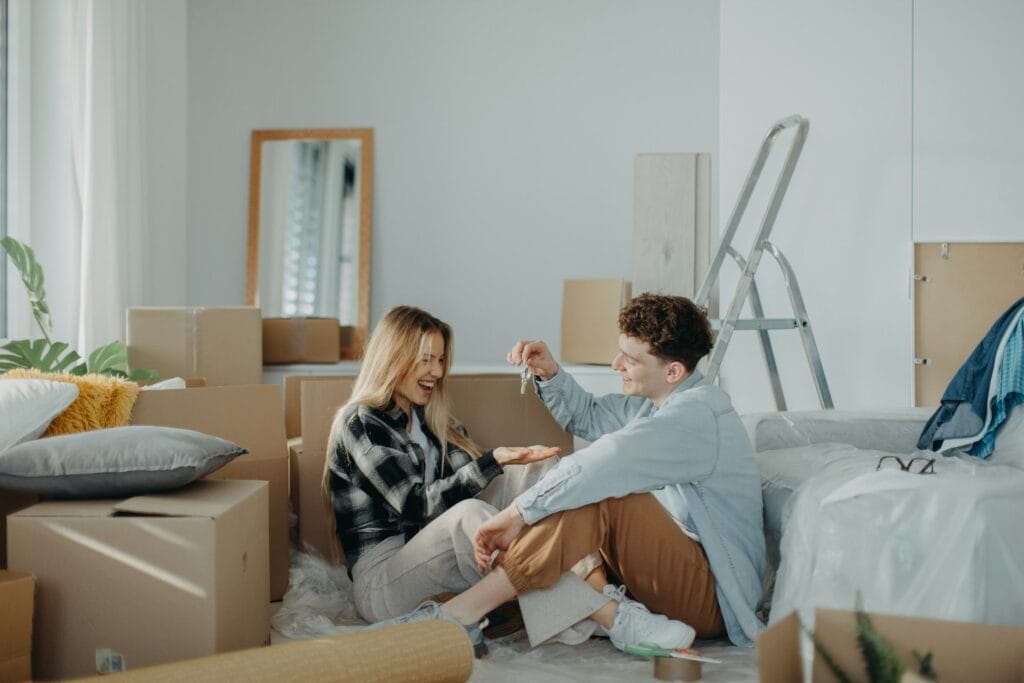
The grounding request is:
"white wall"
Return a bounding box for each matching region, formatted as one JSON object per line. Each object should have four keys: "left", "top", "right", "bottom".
{"left": 185, "top": 0, "right": 720, "bottom": 364}
{"left": 139, "top": 0, "right": 187, "bottom": 307}
{"left": 913, "top": 0, "right": 1024, "bottom": 242}
{"left": 719, "top": 1, "right": 914, "bottom": 412}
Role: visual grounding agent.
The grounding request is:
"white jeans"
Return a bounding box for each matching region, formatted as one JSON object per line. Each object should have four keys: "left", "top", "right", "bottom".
{"left": 351, "top": 460, "right": 608, "bottom": 643}
{"left": 352, "top": 498, "right": 495, "bottom": 621}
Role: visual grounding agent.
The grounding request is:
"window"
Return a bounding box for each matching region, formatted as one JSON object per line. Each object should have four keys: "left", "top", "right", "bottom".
{"left": 0, "top": 0, "right": 7, "bottom": 339}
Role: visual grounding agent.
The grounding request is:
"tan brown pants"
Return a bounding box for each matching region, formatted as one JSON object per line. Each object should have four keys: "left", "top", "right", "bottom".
{"left": 501, "top": 493, "right": 726, "bottom": 638}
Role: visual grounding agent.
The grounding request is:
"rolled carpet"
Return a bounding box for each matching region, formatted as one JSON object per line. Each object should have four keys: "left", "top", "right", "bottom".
{"left": 70, "top": 620, "right": 473, "bottom": 683}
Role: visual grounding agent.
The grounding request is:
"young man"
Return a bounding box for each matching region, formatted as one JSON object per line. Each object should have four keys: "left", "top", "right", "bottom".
{"left": 378, "top": 294, "right": 766, "bottom": 653}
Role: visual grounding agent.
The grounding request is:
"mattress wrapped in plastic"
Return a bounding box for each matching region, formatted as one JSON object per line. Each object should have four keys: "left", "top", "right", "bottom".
{"left": 767, "top": 444, "right": 1024, "bottom": 627}
{"left": 742, "top": 408, "right": 933, "bottom": 454}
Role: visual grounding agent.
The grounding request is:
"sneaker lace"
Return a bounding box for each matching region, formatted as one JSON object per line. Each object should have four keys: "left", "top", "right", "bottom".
{"left": 607, "top": 585, "right": 650, "bottom": 616}
{"left": 606, "top": 584, "right": 628, "bottom": 603}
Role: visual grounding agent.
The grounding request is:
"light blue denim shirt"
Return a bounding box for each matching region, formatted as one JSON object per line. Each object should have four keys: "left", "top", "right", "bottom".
{"left": 514, "top": 368, "right": 766, "bottom": 646}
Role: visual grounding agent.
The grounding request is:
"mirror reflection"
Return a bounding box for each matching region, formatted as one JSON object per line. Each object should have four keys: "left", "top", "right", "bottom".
{"left": 247, "top": 128, "right": 373, "bottom": 349}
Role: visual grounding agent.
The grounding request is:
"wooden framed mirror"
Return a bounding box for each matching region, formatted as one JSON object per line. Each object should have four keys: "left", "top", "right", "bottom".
{"left": 246, "top": 128, "right": 373, "bottom": 357}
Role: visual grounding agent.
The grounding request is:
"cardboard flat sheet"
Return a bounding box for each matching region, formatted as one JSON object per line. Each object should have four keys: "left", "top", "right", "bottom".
{"left": 914, "top": 242, "right": 1024, "bottom": 406}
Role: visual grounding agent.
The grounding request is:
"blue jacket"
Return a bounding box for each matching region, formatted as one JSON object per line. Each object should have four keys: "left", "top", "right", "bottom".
{"left": 514, "top": 369, "right": 766, "bottom": 646}
{"left": 918, "top": 297, "right": 1024, "bottom": 452}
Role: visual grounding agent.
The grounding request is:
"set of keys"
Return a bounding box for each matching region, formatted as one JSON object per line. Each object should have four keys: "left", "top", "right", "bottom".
{"left": 519, "top": 365, "right": 532, "bottom": 395}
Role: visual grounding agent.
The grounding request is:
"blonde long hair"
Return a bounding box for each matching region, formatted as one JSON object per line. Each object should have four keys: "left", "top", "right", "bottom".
{"left": 321, "top": 306, "right": 480, "bottom": 562}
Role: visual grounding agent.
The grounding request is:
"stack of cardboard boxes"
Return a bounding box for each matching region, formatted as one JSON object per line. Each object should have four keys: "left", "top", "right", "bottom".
{"left": 3, "top": 307, "right": 286, "bottom": 679}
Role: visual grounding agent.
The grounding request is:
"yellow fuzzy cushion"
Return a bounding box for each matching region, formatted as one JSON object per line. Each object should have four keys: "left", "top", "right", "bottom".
{"left": 3, "top": 369, "right": 140, "bottom": 436}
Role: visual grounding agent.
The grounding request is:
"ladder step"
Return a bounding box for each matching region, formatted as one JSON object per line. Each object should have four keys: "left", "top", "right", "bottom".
{"left": 709, "top": 318, "right": 801, "bottom": 331}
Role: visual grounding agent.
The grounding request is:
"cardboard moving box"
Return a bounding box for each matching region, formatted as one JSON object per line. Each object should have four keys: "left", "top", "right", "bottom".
{"left": 126, "top": 307, "right": 262, "bottom": 386}
{"left": 0, "top": 570, "right": 33, "bottom": 683}
{"left": 283, "top": 374, "right": 354, "bottom": 439}
{"left": 758, "top": 609, "right": 1024, "bottom": 682}
{"left": 263, "top": 317, "right": 342, "bottom": 364}
{"left": 7, "top": 480, "right": 269, "bottom": 680}
{"left": 561, "top": 278, "right": 632, "bottom": 364}
{"left": 0, "top": 490, "right": 36, "bottom": 569}
{"left": 130, "top": 384, "right": 290, "bottom": 600}
{"left": 296, "top": 379, "right": 355, "bottom": 559}
{"left": 296, "top": 375, "right": 574, "bottom": 560}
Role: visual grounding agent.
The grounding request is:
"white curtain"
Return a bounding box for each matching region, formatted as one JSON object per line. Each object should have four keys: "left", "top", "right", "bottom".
{"left": 68, "top": 0, "right": 146, "bottom": 353}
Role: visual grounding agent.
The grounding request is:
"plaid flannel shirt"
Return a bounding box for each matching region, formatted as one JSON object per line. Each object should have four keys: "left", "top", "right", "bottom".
{"left": 327, "top": 400, "right": 503, "bottom": 569}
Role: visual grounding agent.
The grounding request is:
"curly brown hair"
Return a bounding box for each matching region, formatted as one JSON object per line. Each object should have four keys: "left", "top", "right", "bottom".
{"left": 618, "top": 294, "right": 713, "bottom": 371}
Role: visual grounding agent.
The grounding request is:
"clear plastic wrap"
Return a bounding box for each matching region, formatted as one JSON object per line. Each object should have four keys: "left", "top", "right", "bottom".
{"left": 742, "top": 409, "right": 933, "bottom": 454}
{"left": 272, "top": 550, "right": 761, "bottom": 682}
{"left": 769, "top": 445, "right": 1024, "bottom": 628}
{"left": 271, "top": 550, "right": 364, "bottom": 639}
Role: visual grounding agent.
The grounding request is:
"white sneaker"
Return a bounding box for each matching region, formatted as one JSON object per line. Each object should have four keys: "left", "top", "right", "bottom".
{"left": 600, "top": 584, "right": 696, "bottom": 652}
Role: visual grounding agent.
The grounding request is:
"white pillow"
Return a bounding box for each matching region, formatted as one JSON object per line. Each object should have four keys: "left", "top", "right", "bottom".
{"left": 0, "top": 378, "right": 80, "bottom": 451}
{"left": 988, "top": 403, "right": 1024, "bottom": 469}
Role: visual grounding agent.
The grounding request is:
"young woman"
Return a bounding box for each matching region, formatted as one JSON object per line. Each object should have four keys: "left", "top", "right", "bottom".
{"left": 322, "top": 305, "right": 559, "bottom": 627}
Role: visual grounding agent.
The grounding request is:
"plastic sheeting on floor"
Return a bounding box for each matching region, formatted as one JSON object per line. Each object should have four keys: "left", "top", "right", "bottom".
{"left": 272, "top": 550, "right": 758, "bottom": 682}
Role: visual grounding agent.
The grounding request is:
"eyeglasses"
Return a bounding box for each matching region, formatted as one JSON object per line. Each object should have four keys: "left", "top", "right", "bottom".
{"left": 875, "top": 455, "right": 936, "bottom": 475}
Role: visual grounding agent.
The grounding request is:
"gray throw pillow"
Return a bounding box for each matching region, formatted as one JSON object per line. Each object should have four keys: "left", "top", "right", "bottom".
{"left": 0, "top": 425, "right": 247, "bottom": 498}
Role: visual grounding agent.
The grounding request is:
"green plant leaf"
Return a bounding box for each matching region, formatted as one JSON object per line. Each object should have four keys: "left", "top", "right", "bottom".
{"left": 83, "top": 341, "right": 159, "bottom": 380}
{"left": 0, "top": 339, "right": 83, "bottom": 374}
{"left": 797, "top": 613, "right": 854, "bottom": 683}
{"left": 1, "top": 236, "right": 53, "bottom": 341}
{"left": 85, "top": 341, "right": 131, "bottom": 376}
{"left": 855, "top": 593, "right": 905, "bottom": 683}
{"left": 0, "top": 238, "right": 159, "bottom": 382}
{"left": 913, "top": 650, "right": 938, "bottom": 680}
{"left": 128, "top": 367, "right": 160, "bottom": 382}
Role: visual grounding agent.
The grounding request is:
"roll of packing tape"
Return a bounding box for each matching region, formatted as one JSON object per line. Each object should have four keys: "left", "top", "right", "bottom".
{"left": 653, "top": 655, "right": 701, "bottom": 682}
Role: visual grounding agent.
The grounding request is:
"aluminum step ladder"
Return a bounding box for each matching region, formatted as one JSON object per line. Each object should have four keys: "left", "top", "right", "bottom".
{"left": 694, "top": 114, "right": 833, "bottom": 410}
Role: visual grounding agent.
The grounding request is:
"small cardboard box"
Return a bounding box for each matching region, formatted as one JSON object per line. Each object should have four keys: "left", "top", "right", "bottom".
{"left": 131, "top": 384, "right": 290, "bottom": 600}
{"left": 126, "top": 306, "right": 262, "bottom": 386}
{"left": 263, "top": 317, "right": 342, "bottom": 364}
{"left": 0, "top": 570, "right": 33, "bottom": 683}
{"left": 283, "top": 374, "right": 353, "bottom": 439}
{"left": 7, "top": 480, "right": 269, "bottom": 680}
{"left": 758, "top": 609, "right": 1024, "bottom": 682}
{"left": 296, "top": 375, "right": 574, "bottom": 560}
{"left": 561, "top": 278, "right": 631, "bottom": 364}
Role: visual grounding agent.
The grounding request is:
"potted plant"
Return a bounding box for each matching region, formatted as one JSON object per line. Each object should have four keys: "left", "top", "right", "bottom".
{"left": 0, "top": 236, "right": 157, "bottom": 380}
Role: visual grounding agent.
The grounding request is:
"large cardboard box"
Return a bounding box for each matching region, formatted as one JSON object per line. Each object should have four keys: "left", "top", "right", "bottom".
{"left": 561, "top": 278, "right": 631, "bottom": 364}
{"left": 758, "top": 609, "right": 1024, "bottom": 682}
{"left": 130, "top": 384, "right": 290, "bottom": 600}
{"left": 283, "top": 374, "right": 354, "bottom": 439}
{"left": 0, "top": 491, "right": 36, "bottom": 569}
{"left": 0, "top": 570, "right": 33, "bottom": 683}
{"left": 126, "top": 307, "right": 262, "bottom": 386}
{"left": 263, "top": 317, "right": 342, "bottom": 364}
{"left": 7, "top": 480, "right": 269, "bottom": 680}
{"left": 296, "top": 379, "right": 355, "bottom": 559}
{"left": 296, "top": 375, "right": 575, "bottom": 560}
